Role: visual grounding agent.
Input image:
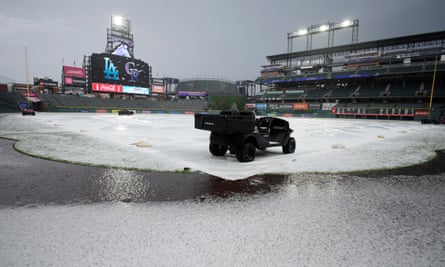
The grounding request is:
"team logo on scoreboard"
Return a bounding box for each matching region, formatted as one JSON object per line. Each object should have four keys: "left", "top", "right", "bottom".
{"left": 103, "top": 57, "right": 119, "bottom": 80}
{"left": 125, "top": 62, "right": 143, "bottom": 82}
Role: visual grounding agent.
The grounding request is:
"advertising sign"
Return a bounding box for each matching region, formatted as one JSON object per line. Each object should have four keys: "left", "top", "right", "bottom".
{"left": 322, "top": 103, "right": 337, "bottom": 111}
{"left": 178, "top": 91, "right": 207, "bottom": 97}
{"left": 309, "top": 103, "right": 322, "bottom": 110}
{"left": 255, "top": 103, "right": 267, "bottom": 110}
{"left": 414, "top": 110, "right": 429, "bottom": 116}
{"left": 34, "top": 78, "right": 58, "bottom": 88}
{"left": 90, "top": 53, "right": 151, "bottom": 87}
{"left": 65, "top": 77, "right": 86, "bottom": 86}
{"left": 123, "top": 85, "right": 150, "bottom": 95}
{"left": 92, "top": 82, "right": 123, "bottom": 93}
{"left": 293, "top": 103, "right": 309, "bottom": 111}
{"left": 268, "top": 103, "right": 293, "bottom": 110}
{"left": 63, "top": 66, "right": 86, "bottom": 78}
{"left": 92, "top": 83, "right": 149, "bottom": 95}
{"left": 152, "top": 85, "right": 165, "bottom": 94}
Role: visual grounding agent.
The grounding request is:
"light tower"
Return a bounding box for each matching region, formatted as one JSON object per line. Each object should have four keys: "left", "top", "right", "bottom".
{"left": 287, "top": 19, "right": 359, "bottom": 53}
{"left": 105, "top": 15, "right": 134, "bottom": 58}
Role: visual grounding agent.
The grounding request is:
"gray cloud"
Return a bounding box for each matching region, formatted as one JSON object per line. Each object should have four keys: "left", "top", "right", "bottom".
{"left": 1, "top": 0, "right": 444, "bottom": 82}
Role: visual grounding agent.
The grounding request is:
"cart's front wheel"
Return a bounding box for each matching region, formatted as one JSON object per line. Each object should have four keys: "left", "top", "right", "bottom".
{"left": 236, "top": 142, "right": 256, "bottom": 162}
{"left": 209, "top": 143, "right": 228, "bottom": 156}
{"left": 283, "top": 137, "right": 296, "bottom": 154}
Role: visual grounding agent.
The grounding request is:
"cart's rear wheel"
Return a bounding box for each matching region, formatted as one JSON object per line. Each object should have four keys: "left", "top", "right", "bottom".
{"left": 209, "top": 143, "right": 228, "bottom": 156}
{"left": 236, "top": 142, "right": 256, "bottom": 162}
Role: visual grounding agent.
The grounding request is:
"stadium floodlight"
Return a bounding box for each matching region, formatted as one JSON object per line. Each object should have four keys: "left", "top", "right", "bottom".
{"left": 287, "top": 28, "right": 308, "bottom": 38}
{"left": 111, "top": 15, "right": 131, "bottom": 33}
{"left": 287, "top": 19, "right": 359, "bottom": 54}
{"left": 107, "top": 15, "right": 134, "bottom": 57}
{"left": 341, "top": 20, "right": 353, "bottom": 27}
{"left": 298, "top": 29, "right": 308, "bottom": 36}
{"left": 112, "top": 15, "right": 124, "bottom": 26}
{"left": 319, "top": 25, "right": 329, "bottom": 32}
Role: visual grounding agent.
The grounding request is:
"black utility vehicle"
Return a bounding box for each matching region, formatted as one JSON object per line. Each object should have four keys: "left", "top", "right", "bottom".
{"left": 22, "top": 108, "right": 35, "bottom": 116}
{"left": 195, "top": 110, "right": 296, "bottom": 162}
{"left": 118, "top": 109, "right": 134, "bottom": 115}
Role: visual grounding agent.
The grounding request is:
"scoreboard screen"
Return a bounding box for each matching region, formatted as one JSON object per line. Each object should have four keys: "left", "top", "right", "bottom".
{"left": 90, "top": 53, "right": 151, "bottom": 88}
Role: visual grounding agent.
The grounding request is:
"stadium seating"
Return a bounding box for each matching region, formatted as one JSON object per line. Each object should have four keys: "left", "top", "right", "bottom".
{"left": 305, "top": 87, "right": 329, "bottom": 99}
{"left": 55, "top": 95, "right": 84, "bottom": 106}
{"left": 265, "top": 90, "right": 284, "bottom": 99}
{"left": 332, "top": 70, "right": 358, "bottom": 79}
{"left": 397, "top": 102, "right": 425, "bottom": 109}
{"left": 304, "top": 72, "right": 328, "bottom": 80}
{"left": 425, "top": 62, "right": 445, "bottom": 72}
{"left": 419, "top": 78, "right": 443, "bottom": 97}
{"left": 387, "top": 81, "right": 420, "bottom": 97}
{"left": 176, "top": 79, "right": 239, "bottom": 96}
{"left": 330, "top": 84, "right": 358, "bottom": 98}
{"left": 283, "top": 90, "right": 304, "bottom": 100}
{"left": 0, "top": 92, "right": 23, "bottom": 112}
{"left": 357, "top": 66, "right": 388, "bottom": 76}
{"left": 356, "top": 82, "right": 388, "bottom": 98}
{"left": 38, "top": 93, "right": 62, "bottom": 106}
{"left": 388, "top": 65, "right": 423, "bottom": 75}
{"left": 30, "top": 92, "right": 209, "bottom": 112}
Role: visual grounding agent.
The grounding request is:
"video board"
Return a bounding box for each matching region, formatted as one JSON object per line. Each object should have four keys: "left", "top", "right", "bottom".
{"left": 90, "top": 53, "right": 151, "bottom": 88}
{"left": 151, "top": 85, "right": 165, "bottom": 94}
{"left": 92, "top": 83, "right": 150, "bottom": 95}
{"left": 62, "top": 66, "right": 86, "bottom": 88}
{"left": 63, "top": 66, "right": 86, "bottom": 78}
{"left": 34, "top": 77, "right": 58, "bottom": 88}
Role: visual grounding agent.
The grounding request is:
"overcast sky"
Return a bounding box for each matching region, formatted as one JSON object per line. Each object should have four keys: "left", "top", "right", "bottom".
{"left": 1, "top": 0, "right": 444, "bottom": 83}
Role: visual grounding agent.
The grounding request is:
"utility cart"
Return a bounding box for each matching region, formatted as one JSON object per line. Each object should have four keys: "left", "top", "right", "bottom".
{"left": 195, "top": 111, "right": 295, "bottom": 162}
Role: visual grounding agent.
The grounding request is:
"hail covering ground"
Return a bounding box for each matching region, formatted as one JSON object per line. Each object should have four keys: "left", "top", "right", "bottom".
{"left": 1, "top": 113, "right": 445, "bottom": 266}
{"left": 0, "top": 113, "right": 444, "bottom": 180}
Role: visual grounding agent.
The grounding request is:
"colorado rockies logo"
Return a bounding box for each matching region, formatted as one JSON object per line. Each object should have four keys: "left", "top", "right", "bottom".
{"left": 125, "top": 62, "right": 143, "bottom": 82}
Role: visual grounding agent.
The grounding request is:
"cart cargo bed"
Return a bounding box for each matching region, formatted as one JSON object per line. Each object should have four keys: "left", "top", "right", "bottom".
{"left": 194, "top": 111, "right": 256, "bottom": 134}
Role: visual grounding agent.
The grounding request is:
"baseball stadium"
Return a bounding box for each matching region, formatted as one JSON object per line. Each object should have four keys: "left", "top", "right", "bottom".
{"left": 0, "top": 17, "right": 443, "bottom": 122}
{"left": 1, "top": 12, "right": 445, "bottom": 266}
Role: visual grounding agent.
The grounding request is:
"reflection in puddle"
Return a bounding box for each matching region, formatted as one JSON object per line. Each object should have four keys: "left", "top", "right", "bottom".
{"left": 69, "top": 150, "right": 445, "bottom": 204}
{"left": 95, "top": 169, "right": 152, "bottom": 202}
{"left": 92, "top": 169, "right": 289, "bottom": 202}
{"left": 206, "top": 175, "right": 287, "bottom": 199}
{"left": 91, "top": 169, "right": 369, "bottom": 203}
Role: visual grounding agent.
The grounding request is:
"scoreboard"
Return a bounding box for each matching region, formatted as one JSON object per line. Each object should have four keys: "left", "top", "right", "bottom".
{"left": 90, "top": 53, "right": 151, "bottom": 94}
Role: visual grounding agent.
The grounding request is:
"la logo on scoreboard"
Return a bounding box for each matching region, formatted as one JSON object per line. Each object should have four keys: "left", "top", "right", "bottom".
{"left": 103, "top": 57, "right": 119, "bottom": 81}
